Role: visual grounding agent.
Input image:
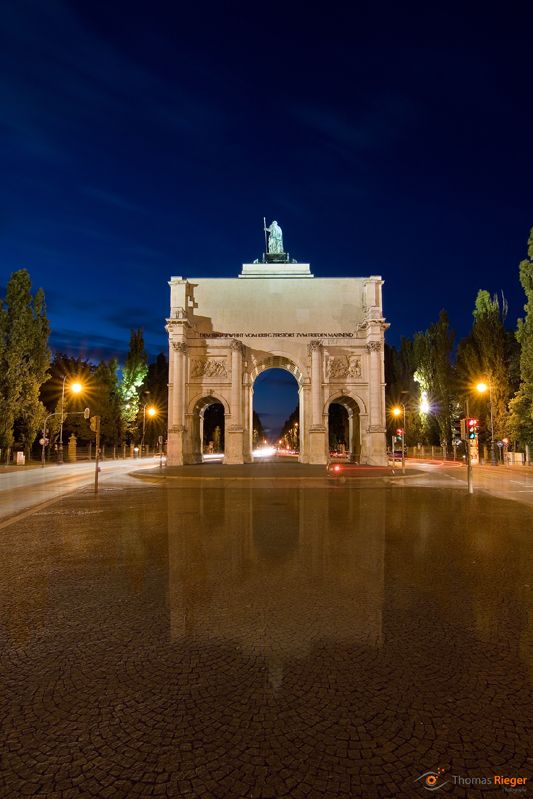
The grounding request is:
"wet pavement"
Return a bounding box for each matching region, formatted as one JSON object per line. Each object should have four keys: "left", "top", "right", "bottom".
{"left": 0, "top": 475, "right": 531, "bottom": 798}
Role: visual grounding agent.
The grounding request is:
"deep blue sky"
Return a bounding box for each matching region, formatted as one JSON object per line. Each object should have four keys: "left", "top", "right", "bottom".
{"left": 1, "top": 3, "right": 532, "bottom": 393}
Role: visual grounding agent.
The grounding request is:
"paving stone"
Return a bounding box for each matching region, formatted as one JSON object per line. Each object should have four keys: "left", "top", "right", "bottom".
{"left": 0, "top": 482, "right": 531, "bottom": 797}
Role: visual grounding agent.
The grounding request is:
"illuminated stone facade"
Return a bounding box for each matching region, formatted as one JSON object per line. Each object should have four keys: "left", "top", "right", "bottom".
{"left": 166, "top": 259, "right": 388, "bottom": 465}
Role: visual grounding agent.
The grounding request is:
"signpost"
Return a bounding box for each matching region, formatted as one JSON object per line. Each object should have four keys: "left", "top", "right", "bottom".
{"left": 90, "top": 416, "right": 101, "bottom": 493}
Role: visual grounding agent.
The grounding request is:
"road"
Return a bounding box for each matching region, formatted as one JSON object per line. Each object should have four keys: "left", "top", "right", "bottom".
{"left": 1, "top": 462, "right": 530, "bottom": 798}
{"left": 0, "top": 458, "right": 161, "bottom": 524}
{"left": 397, "top": 458, "right": 533, "bottom": 507}
{"left": 2, "top": 457, "right": 533, "bottom": 527}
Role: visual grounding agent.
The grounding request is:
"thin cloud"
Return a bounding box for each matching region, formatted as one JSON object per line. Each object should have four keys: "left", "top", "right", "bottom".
{"left": 83, "top": 187, "right": 144, "bottom": 213}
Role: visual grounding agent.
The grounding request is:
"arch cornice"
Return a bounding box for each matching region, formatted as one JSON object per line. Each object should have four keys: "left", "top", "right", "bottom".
{"left": 249, "top": 353, "right": 305, "bottom": 385}
{"left": 187, "top": 390, "right": 230, "bottom": 416}
{"left": 324, "top": 391, "right": 367, "bottom": 416}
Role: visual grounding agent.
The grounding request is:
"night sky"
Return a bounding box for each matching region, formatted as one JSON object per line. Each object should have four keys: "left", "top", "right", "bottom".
{"left": 1, "top": 3, "right": 532, "bottom": 436}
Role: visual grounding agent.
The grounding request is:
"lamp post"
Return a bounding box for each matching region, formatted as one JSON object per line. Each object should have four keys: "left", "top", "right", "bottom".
{"left": 476, "top": 380, "right": 496, "bottom": 465}
{"left": 141, "top": 405, "right": 157, "bottom": 456}
{"left": 58, "top": 378, "right": 83, "bottom": 464}
{"left": 392, "top": 404, "right": 406, "bottom": 474}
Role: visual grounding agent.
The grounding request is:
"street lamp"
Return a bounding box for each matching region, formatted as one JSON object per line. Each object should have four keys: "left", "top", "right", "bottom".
{"left": 58, "top": 378, "right": 83, "bottom": 464}
{"left": 392, "top": 404, "right": 406, "bottom": 474}
{"left": 141, "top": 405, "right": 157, "bottom": 455}
{"left": 476, "top": 380, "right": 497, "bottom": 465}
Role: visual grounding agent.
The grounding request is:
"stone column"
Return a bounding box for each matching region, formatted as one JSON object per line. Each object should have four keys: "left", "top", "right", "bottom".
{"left": 230, "top": 340, "right": 242, "bottom": 427}
{"left": 310, "top": 341, "right": 322, "bottom": 426}
{"left": 308, "top": 341, "right": 327, "bottom": 464}
{"left": 225, "top": 340, "right": 244, "bottom": 464}
{"left": 167, "top": 341, "right": 187, "bottom": 465}
{"left": 365, "top": 341, "right": 386, "bottom": 466}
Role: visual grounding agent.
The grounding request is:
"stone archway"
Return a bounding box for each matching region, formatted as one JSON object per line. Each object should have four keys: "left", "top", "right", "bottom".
{"left": 186, "top": 392, "right": 230, "bottom": 463}
{"left": 249, "top": 355, "right": 305, "bottom": 462}
{"left": 325, "top": 394, "right": 364, "bottom": 463}
{"left": 166, "top": 251, "right": 388, "bottom": 466}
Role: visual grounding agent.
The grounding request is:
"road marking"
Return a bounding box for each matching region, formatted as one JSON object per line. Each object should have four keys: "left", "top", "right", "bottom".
{"left": 0, "top": 489, "right": 85, "bottom": 531}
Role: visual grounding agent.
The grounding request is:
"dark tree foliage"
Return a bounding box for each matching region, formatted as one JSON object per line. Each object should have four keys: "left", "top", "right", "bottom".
{"left": 278, "top": 406, "right": 299, "bottom": 449}
{"left": 509, "top": 227, "right": 533, "bottom": 448}
{"left": 0, "top": 270, "right": 50, "bottom": 457}
{"left": 138, "top": 352, "right": 168, "bottom": 446}
{"left": 456, "top": 290, "right": 516, "bottom": 441}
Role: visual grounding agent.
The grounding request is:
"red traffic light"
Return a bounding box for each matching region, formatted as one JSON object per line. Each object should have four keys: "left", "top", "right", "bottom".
{"left": 467, "top": 418, "right": 479, "bottom": 439}
{"left": 396, "top": 428, "right": 404, "bottom": 436}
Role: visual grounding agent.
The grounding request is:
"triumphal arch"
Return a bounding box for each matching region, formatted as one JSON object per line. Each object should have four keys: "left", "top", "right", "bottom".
{"left": 166, "top": 222, "right": 388, "bottom": 466}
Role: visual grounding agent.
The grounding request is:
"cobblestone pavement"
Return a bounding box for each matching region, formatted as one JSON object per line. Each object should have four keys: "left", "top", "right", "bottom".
{"left": 1, "top": 479, "right": 531, "bottom": 798}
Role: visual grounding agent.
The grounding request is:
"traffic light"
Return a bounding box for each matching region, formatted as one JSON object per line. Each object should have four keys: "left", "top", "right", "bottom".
{"left": 396, "top": 428, "right": 404, "bottom": 436}
{"left": 467, "top": 418, "right": 478, "bottom": 439}
{"left": 90, "top": 415, "right": 100, "bottom": 432}
{"left": 460, "top": 418, "right": 467, "bottom": 439}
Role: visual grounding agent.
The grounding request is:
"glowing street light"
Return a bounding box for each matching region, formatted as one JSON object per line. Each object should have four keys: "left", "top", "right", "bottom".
{"left": 476, "top": 379, "right": 496, "bottom": 465}
{"left": 141, "top": 405, "right": 157, "bottom": 455}
{"left": 420, "top": 391, "right": 430, "bottom": 414}
{"left": 58, "top": 378, "right": 84, "bottom": 464}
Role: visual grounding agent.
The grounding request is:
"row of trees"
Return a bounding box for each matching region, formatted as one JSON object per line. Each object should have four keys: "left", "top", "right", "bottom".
{"left": 386, "top": 227, "right": 533, "bottom": 452}
{"left": 0, "top": 270, "right": 50, "bottom": 457}
{"left": 2, "top": 226, "right": 533, "bottom": 459}
{"left": 42, "top": 341, "right": 168, "bottom": 454}
{"left": 0, "top": 269, "right": 168, "bottom": 460}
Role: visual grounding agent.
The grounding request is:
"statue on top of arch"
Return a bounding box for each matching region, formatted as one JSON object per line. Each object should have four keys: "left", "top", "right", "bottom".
{"left": 264, "top": 220, "right": 284, "bottom": 254}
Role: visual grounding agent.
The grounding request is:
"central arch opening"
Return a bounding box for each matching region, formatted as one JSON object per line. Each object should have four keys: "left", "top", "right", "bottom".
{"left": 252, "top": 368, "right": 300, "bottom": 459}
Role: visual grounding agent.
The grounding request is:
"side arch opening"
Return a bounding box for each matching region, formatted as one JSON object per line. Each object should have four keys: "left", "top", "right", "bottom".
{"left": 327, "top": 395, "right": 361, "bottom": 463}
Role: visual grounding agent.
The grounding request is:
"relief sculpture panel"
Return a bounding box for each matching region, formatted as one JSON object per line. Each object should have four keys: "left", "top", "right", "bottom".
{"left": 327, "top": 355, "right": 361, "bottom": 380}
{"left": 190, "top": 358, "right": 228, "bottom": 379}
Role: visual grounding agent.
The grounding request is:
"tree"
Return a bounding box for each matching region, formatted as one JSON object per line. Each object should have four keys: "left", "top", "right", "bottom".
{"left": 138, "top": 352, "right": 168, "bottom": 447}
{"left": 385, "top": 338, "right": 427, "bottom": 445}
{"left": 0, "top": 270, "right": 50, "bottom": 458}
{"left": 456, "top": 290, "right": 515, "bottom": 442}
{"left": 412, "top": 310, "right": 455, "bottom": 448}
{"left": 508, "top": 227, "right": 533, "bottom": 450}
{"left": 279, "top": 407, "right": 299, "bottom": 450}
{"left": 119, "top": 329, "right": 148, "bottom": 442}
{"left": 42, "top": 354, "right": 94, "bottom": 450}
{"left": 92, "top": 360, "right": 122, "bottom": 447}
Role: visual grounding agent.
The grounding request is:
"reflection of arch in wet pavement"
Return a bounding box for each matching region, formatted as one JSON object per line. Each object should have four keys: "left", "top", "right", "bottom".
{"left": 166, "top": 483, "right": 385, "bottom": 688}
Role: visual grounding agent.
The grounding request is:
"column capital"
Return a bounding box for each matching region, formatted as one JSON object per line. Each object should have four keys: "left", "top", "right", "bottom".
{"left": 230, "top": 339, "right": 244, "bottom": 354}
{"left": 366, "top": 341, "right": 382, "bottom": 353}
{"left": 308, "top": 340, "right": 322, "bottom": 354}
{"left": 171, "top": 341, "right": 188, "bottom": 354}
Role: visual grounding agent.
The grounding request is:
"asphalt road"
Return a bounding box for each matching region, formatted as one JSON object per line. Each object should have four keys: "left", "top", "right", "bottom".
{"left": 400, "top": 459, "right": 533, "bottom": 507}
{"left": 0, "top": 458, "right": 160, "bottom": 524}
